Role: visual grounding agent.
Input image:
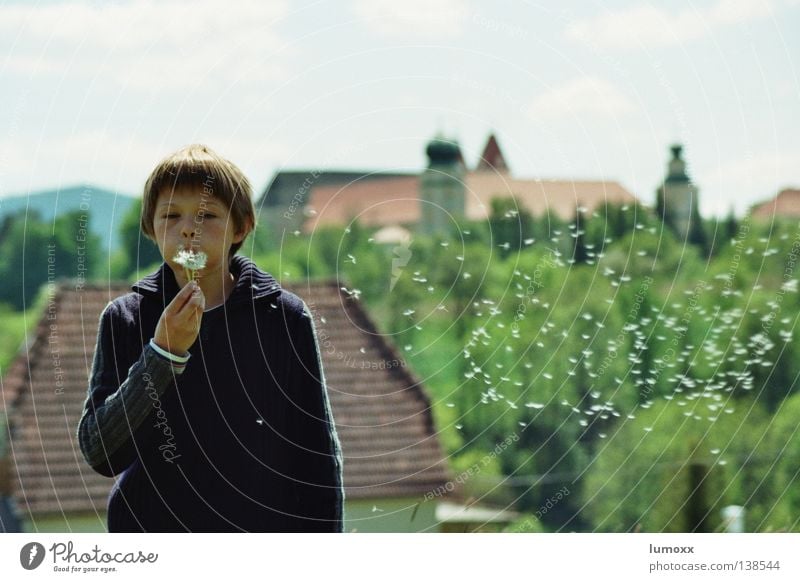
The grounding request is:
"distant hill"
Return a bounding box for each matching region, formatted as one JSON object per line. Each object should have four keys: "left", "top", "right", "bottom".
{"left": 0, "top": 185, "right": 137, "bottom": 251}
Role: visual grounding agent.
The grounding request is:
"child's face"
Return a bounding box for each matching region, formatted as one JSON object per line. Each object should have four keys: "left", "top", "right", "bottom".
{"left": 152, "top": 186, "right": 246, "bottom": 281}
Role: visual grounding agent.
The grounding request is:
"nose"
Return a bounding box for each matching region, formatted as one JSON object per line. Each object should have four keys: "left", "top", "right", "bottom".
{"left": 180, "top": 216, "right": 198, "bottom": 239}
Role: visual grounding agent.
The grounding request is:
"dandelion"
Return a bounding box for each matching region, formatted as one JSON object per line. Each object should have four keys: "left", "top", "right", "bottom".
{"left": 173, "top": 244, "right": 208, "bottom": 282}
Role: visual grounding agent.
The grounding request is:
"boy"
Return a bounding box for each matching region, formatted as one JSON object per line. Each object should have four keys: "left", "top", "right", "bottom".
{"left": 77, "top": 144, "right": 344, "bottom": 532}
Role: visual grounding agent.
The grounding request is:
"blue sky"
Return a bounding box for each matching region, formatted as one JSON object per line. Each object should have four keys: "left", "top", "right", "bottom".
{"left": 1, "top": 0, "right": 798, "bottom": 216}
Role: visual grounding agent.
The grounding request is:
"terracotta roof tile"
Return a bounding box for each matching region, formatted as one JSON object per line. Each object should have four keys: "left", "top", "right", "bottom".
{"left": 751, "top": 188, "right": 800, "bottom": 219}
{"left": 2, "top": 277, "right": 450, "bottom": 517}
{"left": 304, "top": 176, "right": 420, "bottom": 232}
{"left": 302, "top": 172, "right": 638, "bottom": 232}
{"left": 465, "top": 173, "right": 637, "bottom": 220}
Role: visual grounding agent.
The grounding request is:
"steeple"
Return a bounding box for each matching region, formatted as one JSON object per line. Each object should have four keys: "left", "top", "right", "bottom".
{"left": 656, "top": 143, "right": 702, "bottom": 245}
{"left": 666, "top": 144, "right": 690, "bottom": 183}
{"left": 475, "top": 133, "right": 509, "bottom": 173}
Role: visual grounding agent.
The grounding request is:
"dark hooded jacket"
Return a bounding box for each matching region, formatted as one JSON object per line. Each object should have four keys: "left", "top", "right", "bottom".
{"left": 77, "top": 255, "right": 344, "bottom": 532}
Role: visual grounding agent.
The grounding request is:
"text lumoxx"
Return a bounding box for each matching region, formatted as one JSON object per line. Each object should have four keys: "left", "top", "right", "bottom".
{"left": 649, "top": 544, "right": 695, "bottom": 554}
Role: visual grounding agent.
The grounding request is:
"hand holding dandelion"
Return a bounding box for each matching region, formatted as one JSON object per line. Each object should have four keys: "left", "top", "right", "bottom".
{"left": 173, "top": 244, "right": 208, "bottom": 283}
{"left": 153, "top": 274, "right": 206, "bottom": 356}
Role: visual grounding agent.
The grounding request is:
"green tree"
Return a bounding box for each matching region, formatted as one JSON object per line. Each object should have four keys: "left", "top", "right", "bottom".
{"left": 689, "top": 212, "right": 710, "bottom": 258}
{"left": 488, "top": 197, "right": 535, "bottom": 258}
{"left": 724, "top": 206, "right": 739, "bottom": 243}
{"left": 0, "top": 210, "right": 101, "bottom": 309}
{"left": 749, "top": 393, "right": 800, "bottom": 531}
{"left": 243, "top": 199, "right": 800, "bottom": 534}
{"left": 569, "top": 207, "right": 589, "bottom": 265}
{"left": 583, "top": 399, "right": 770, "bottom": 532}
{"left": 117, "top": 198, "right": 162, "bottom": 278}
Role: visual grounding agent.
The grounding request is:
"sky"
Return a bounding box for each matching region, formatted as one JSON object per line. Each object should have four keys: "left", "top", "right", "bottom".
{"left": 0, "top": 0, "right": 798, "bottom": 216}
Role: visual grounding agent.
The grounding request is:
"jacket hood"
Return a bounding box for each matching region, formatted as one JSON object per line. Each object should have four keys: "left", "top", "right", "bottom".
{"left": 131, "top": 254, "right": 282, "bottom": 306}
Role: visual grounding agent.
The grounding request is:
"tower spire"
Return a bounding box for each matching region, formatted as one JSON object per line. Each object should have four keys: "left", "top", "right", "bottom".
{"left": 656, "top": 143, "right": 703, "bottom": 248}
{"left": 476, "top": 133, "right": 509, "bottom": 173}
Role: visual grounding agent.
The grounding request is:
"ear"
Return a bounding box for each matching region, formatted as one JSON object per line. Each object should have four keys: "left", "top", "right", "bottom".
{"left": 233, "top": 217, "right": 253, "bottom": 244}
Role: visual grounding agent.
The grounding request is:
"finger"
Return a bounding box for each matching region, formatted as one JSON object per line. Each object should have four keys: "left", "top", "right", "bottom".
{"left": 177, "top": 288, "right": 205, "bottom": 321}
{"left": 188, "top": 297, "right": 204, "bottom": 330}
{"left": 189, "top": 289, "right": 205, "bottom": 313}
{"left": 167, "top": 281, "right": 195, "bottom": 313}
{"left": 172, "top": 282, "right": 202, "bottom": 314}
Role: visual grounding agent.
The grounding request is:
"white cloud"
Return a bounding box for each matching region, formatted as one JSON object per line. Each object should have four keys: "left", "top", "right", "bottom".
{"left": 0, "top": 131, "right": 292, "bottom": 197}
{"left": 712, "top": 0, "right": 775, "bottom": 23}
{"left": 0, "top": 0, "right": 289, "bottom": 91}
{"left": 565, "top": 0, "right": 775, "bottom": 50}
{"left": 0, "top": 130, "right": 155, "bottom": 195}
{"left": 526, "top": 76, "right": 635, "bottom": 122}
{"left": 350, "top": 0, "right": 469, "bottom": 39}
{"left": 699, "top": 149, "right": 800, "bottom": 214}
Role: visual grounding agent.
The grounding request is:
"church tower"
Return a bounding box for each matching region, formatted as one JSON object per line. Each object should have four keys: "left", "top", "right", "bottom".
{"left": 656, "top": 144, "right": 700, "bottom": 242}
{"left": 418, "top": 134, "right": 466, "bottom": 235}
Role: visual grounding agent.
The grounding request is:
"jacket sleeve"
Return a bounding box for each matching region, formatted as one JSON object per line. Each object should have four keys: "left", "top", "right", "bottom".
{"left": 286, "top": 300, "right": 345, "bottom": 532}
{"left": 76, "top": 301, "right": 186, "bottom": 477}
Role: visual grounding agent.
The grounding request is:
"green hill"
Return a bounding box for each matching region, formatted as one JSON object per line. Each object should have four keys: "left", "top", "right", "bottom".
{"left": 0, "top": 184, "right": 137, "bottom": 251}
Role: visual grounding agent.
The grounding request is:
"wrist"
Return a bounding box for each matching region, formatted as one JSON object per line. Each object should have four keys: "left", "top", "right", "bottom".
{"left": 149, "top": 338, "right": 190, "bottom": 362}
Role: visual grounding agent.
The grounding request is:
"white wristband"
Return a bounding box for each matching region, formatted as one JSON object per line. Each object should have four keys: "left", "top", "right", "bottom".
{"left": 149, "top": 338, "right": 191, "bottom": 364}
